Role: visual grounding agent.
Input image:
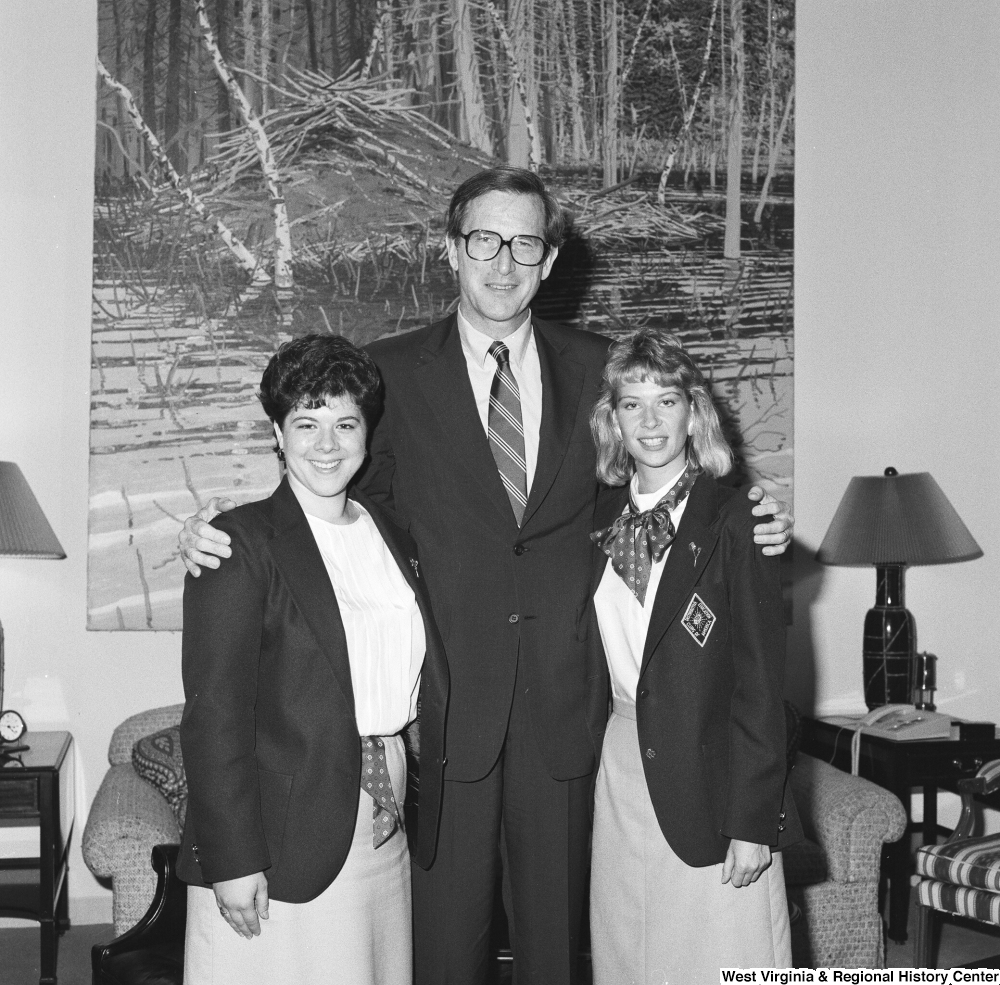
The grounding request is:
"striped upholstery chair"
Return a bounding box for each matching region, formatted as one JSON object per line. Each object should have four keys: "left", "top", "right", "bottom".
{"left": 913, "top": 758, "right": 1000, "bottom": 967}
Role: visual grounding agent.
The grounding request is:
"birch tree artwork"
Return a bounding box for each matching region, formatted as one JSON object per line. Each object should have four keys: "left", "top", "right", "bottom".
{"left": 90, "top": 0, "right": 794, "bottom": 630}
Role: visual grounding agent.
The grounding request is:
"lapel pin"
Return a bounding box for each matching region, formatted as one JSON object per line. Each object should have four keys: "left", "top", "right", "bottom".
{"left": 689, "top": 541, "right": 701, "bottom": 567}
{"left": 409, "top": 558, "right": 420, "bottom": 578}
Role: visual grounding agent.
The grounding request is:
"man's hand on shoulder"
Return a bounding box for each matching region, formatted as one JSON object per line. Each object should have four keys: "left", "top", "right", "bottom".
{"left": 746, "top": 485, "right": 793, "bottom": 556}
{"left": 179, "top": 497, "right": 236, "bottom": 576}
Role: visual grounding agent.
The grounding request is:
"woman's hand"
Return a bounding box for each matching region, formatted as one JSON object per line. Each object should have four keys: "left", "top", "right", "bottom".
{"left": 746, "top": 485, "right": 793, "bottom": 556}
{"left": 721, "top": 839, "right": 772, "bottom": 888}
{"left": 180, "top": 498, "right": 236, "bottom": 576}
{"left": 213, "top": 871, "right": 269, "bottom": 938}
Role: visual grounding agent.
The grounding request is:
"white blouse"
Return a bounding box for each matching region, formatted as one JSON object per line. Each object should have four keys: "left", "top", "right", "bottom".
{"left": 306, "top": 504, "right": 425, "bottom": 737}
{"left": 594, "top": 472, "right": 690, "bottom": 706}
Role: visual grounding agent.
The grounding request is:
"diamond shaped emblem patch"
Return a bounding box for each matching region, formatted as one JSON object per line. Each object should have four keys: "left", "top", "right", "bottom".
{"left": 681, "top": 593, "right": 716, "bottom": 647}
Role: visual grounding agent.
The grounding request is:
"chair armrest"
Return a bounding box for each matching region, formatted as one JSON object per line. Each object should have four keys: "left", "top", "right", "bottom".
{"left": 957, "top": 758, "right": 1000, "bottom": 797}
{"left": 91, "top": 845, "right": 186, "bottom": 980}
{"left": 949, "top": 758, "right": 1000, "bottom": 841}
{"left": 790, "top": 752, "right": 907, "bottom": 884}
{"left": 82, "top": 764, "right": 181, "bottom": 879}
{"left": 108, "top": 704, "right": 185, "bottom": 766}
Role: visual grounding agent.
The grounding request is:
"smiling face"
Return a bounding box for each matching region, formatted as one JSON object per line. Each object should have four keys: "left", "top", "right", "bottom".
{"left": 275, "top": 394, "right": 367, "bottom": 521}
{"left": 613, "top": 378, "right": 693, "bottom": 494}
{"left": 446, "top": 190, "right": 559, "bottom": 340}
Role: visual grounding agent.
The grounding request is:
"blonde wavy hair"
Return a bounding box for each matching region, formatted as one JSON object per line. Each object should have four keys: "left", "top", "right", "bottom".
{"left": 590, "top": 328, "right": 733, "bottom": 486}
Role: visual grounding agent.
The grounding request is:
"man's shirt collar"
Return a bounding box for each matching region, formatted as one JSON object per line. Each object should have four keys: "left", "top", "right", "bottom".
{"left": 456, "top": 307, "right": 533, "bottom": 370}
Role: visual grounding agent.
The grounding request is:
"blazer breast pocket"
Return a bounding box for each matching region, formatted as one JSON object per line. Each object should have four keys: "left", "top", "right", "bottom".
{"left": 258, "top": 767, "right": 293, "bottom": 871}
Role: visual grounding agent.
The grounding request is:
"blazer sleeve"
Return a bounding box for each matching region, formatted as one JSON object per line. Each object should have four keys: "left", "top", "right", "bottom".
{"left": 180, "top": 512, "right": 272, "bottom": 883}
{"left": 721, "top": 505, "right": 789, "bottom": 847}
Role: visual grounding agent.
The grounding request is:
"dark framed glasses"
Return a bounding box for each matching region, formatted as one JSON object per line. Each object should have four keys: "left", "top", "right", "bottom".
{"left": 458, "top": 229, "right": 551, "bottom": 267}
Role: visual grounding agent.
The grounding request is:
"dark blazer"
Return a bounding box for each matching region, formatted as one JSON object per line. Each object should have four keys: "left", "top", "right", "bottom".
{"left": 177, "top": 479, "right": 449, "bottom": 902}
{"left": 591, "top": 473, "right": 802, "bottom": 867}
{"left": 362, "top": 315, "right": 611, "bottom": 782}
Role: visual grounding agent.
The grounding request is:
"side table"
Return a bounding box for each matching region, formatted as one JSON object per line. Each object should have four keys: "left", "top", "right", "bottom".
{"left": 0, "top": 731, "right": 74, "bottom": 985}
{"left": 800, "top": 716, "right": 1000, "bottom": 945}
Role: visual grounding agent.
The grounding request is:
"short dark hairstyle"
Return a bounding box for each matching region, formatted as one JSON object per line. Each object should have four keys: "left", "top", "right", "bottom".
{"left": 590, "top": 328, "right": 733, "bottom": 485}
{"left": 258, "top": 334, "right": 383, "bottom": 433}
{"left": 446, "top": 166, "right": 566, "bottom": 248}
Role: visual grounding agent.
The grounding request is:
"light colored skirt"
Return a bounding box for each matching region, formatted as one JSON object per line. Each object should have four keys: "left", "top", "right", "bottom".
{"left": 184, "top": 734, "right": 411, "bottom": 985}
{"left": 590, "top": 705, "right": 791, "bottom": 985}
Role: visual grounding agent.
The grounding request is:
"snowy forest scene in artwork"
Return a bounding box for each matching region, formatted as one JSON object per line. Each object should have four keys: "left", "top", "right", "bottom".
{"left": 89, "top": 0, "right": 794, "bottom": 630}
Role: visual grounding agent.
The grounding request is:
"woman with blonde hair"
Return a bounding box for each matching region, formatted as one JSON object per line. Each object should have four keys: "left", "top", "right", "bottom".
{"left": 587, "top": 328, "right": 800, "bottom": 984}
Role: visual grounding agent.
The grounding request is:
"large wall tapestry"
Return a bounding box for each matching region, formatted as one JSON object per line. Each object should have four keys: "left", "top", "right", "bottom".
{"left": 89, "top": 0, "right": 794, "bottom": 629}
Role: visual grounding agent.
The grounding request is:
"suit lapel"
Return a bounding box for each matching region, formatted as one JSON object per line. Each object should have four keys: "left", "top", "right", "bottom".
{"left": 521, "top": 319, "right": 586, "bottom": 530}
{"left": 413, "top": 315, "right": 515, "bottom": 525}
{"left": 590, "top": 484, "right": 629, "bottom": 597}
{"left": 639, "top": 474, "right": 723, "bottom": 677}
{"left": 265, "top": 479, "right": 356, "bottom": 719}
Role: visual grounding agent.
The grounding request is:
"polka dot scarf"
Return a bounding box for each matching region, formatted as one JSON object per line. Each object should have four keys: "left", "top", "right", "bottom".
{"left": 592, "top": 465, "right": 700, "bottom": 606}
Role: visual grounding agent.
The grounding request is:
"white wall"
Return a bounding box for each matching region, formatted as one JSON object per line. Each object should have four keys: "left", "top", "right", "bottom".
{"left": 791, "top": 2, "right": 1000, "bottom": 722}
{"left": 0, "top": 0, "right": 183, "bottom": 923}
{"left": 0, "top": 0, "right": 998, "bottom": 921}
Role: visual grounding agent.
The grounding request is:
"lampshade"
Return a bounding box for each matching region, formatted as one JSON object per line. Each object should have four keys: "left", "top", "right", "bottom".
{"left": 0, "top": 462, "right": 66, "bottom": 559}
{"left": 816, "top": 469, "right": 982, "bottom": 568}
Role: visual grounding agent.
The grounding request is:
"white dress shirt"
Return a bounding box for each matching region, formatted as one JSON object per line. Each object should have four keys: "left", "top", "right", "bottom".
{"left": 594, "top": 470, "right": 690, "bottom": 705}
{"left": 306, "top": 503, "right": 425, "bottom": 736}
{"left": 456, "top": 307, "right": 543, "bottom": 494}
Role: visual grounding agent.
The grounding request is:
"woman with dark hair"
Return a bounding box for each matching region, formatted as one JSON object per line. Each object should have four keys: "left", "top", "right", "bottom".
{"left": 177, "top": 334, "right": 448, "bottom": 985}
{"left": 587, "top": 328, "right": 800, "bottom": 983}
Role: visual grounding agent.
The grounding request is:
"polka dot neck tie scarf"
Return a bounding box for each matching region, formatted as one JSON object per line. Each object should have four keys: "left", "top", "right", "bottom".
{"left": 361, "top": 737, "right": 402, "bottom": 849}
{"left": 487, "top": 340, "right": 528, "bottom": 525}
{"left": 591, "top": 465, "right": 700, "bottom": 606}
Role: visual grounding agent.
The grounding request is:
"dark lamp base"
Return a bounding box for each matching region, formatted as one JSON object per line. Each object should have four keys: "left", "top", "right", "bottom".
{"left": 862, "top": 609, "right": 916, "bottom": 710}
{"left": 862, "top": 564, "right": 917, "bottom": 710}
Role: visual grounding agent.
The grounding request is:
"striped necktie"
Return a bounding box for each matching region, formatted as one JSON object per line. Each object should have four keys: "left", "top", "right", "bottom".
{"left": 487, "top": 340, "right": 528, "bottom": 525}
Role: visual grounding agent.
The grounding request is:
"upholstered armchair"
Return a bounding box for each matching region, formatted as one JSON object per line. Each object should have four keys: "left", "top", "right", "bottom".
{"left": 82, "top": 704, "right": 185, "bottom": 937}
{"left": 785, "top": 752, "right": 907, "bottom": 968}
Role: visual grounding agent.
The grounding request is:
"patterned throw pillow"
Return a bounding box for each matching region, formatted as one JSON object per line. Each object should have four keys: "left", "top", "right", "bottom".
{"left": 132, "top": 727, "right": 187, "bottom": 827}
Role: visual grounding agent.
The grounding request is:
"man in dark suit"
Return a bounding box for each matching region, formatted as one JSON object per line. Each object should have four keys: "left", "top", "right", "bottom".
{"left": 180, "top": 166, "right": 792, "bottom": 985}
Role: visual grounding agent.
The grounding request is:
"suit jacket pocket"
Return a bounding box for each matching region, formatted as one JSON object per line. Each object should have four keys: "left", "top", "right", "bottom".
{"left": 258, "top": 767, "right": 293, "bottom": 872}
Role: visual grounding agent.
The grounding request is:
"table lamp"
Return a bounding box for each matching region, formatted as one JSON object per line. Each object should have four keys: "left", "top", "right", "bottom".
{"left": 816, "top": 467, "right": 982, "bottom": 709}
{"left": 0, "top": 462, "right": 66, "bottom": 750}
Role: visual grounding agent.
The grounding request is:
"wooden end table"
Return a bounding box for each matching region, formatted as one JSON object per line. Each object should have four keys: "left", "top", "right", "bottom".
{"left": 0, "top": 731, "right": 74, "bottom": 985}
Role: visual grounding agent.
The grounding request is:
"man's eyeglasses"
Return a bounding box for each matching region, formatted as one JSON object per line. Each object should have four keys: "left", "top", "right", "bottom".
{"left": 457, "top": 230, "right": 550, "bottom": 267}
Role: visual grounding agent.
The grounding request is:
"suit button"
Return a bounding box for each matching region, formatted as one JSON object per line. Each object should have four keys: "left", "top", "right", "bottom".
{"left": 778, "top": 823, "right": 786, "bottom": 832}
{"left": 779, "top": 811, "right": 786, "bottom": 820}
{"left": 509, "top": 614, "right": 519, "bottom": 624}
{"left": 638, "top": 688, "right": 649, "bottom": 699}
{"left": 513, "top": 544, "right": 527, "bottom": 556}
{"left": 645, "top": 748, "right": 656, "bottom": 759}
